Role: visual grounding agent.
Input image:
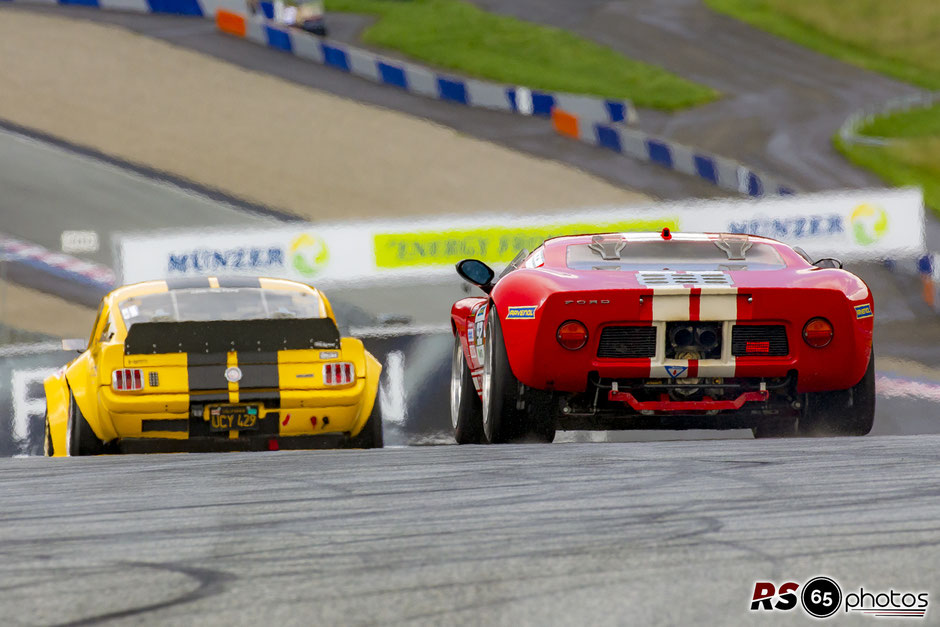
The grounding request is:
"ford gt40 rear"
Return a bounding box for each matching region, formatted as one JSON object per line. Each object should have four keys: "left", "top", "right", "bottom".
{"left": 450, "top": 232, "right": 874, "bottom": 443}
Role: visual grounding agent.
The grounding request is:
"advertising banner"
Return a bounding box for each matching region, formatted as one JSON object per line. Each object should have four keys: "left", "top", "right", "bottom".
{"left": 117, "top": 188, "right": 925, "bottom": 285}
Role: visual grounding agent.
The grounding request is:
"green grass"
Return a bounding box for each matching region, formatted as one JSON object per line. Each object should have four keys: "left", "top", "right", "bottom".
{"left": 326, "top": 0, "right": 716, "bottom": 109}
{"left": 858, "top": 102, "right": 940, "bottom": 139}
{"left": 836, "top": 134, "right": 940, "bottom": 219}
{"left": 705, "top": 0, "right": 940, "bottom": 217}
{"left": 704, "top": 0, "right": 940, "bottom": 89}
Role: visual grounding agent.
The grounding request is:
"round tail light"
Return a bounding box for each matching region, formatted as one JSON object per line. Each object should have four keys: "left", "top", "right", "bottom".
{"left": 803, "top": 318, "right": 833, "bottom": 348}
{"left": 557, "top": 320, "right": 588, "bottom": 351}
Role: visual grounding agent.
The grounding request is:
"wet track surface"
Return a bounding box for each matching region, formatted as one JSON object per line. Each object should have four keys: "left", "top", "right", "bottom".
{"left": 2, "top": 437, "right": 938, "bottom": 625}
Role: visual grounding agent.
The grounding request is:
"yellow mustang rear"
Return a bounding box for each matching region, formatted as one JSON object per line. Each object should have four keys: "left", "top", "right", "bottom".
{"left": 43, "top": 277, "right": 383, "bottom": 455}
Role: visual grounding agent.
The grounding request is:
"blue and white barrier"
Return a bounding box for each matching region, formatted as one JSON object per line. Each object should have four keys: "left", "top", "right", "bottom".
{"left": 551, "top": 107, "right": 797, "bottom": 198}
{"left": 216, "top": 10, "right": 636, "bottom": 125}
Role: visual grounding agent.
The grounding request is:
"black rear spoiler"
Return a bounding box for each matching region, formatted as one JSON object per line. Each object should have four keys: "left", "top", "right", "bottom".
{"left": 124, "top": 318, "right": 341, "bottom": 355}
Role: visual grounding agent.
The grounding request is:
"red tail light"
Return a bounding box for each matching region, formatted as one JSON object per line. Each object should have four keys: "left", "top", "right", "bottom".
{"left": 557, "top": 320, "right": 588, "bottom": 351}
{"left": 323, "top": 362, "right": 355, "bottom": 385}
{"left": 112, "top": 368, "right": 144, "bottom": 391}
{"left": 803, "top": 318, "right": 833, "bottom": 348}
{"left": 745, "top": 340, "right": 770, "bottom": 354}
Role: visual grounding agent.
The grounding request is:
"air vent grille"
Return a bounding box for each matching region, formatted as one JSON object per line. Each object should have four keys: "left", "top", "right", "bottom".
{"left": 597, "top": 326, "right": 657, "bottom": 358}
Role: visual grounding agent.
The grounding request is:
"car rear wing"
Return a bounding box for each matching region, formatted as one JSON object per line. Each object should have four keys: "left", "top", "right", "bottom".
{"left": 124, "top": 318, "right": 341, "bottom": 355}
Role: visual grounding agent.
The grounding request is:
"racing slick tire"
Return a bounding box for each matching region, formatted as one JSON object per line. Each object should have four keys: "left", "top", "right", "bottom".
{"left": 43, "top": 413, "right": 53, "bottom": 457}
{"left": 522, "top": 388, "right": 557, "bottom": 443}
{"left": 752, "top": 419, "right": 797, "bottom": 439}
{"left": 349, "top": 397, "right": 384, "bottom": 449}
{"left": 799, "top": 353, "right": 875, "bottom": 437}
{"left": 482, "top": 306, "right": 528, "bottom": 443}
{"left": 67, "top": 391, "right": 107, "bottom": 456}
{"left": 451, "top": 336, "right": 485, "bottom": 444}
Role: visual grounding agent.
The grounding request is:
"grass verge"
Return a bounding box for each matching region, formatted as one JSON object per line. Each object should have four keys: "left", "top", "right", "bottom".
{"left": 835, "top": 135, "right": 940, "bottom": 219}
{"left": 326, "top": 0, "right": 716, "bottom": 109}
{"left": 706, "top": 0, "right": 940, "bottom": 217}
{"left": 703, "top": 0, "right": 940, "bottom": 90}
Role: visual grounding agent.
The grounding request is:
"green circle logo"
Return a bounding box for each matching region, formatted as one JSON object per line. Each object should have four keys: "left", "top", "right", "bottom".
{"left": 850, "top": 203, "right": 888, "bottom": 245}
{"left": 290, "top": 233, "right": 329, "bottom": 277}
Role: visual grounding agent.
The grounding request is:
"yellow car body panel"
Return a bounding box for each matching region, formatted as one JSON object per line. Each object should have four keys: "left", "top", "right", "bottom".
{"left": 44, "top": 277, "right": 382, "bottom": 455}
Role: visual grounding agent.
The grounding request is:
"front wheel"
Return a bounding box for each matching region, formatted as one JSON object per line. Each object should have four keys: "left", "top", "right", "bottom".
{"left": 799, "top": 353, "right": 875, "bottom": 436}
{"left": 349, "top": 397, "right": 384, "bottom": 449}
{"left": 451, "top": 336, "right": 484, "bottom": 444}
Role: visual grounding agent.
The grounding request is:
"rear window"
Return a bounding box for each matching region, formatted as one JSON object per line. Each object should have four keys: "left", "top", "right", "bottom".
{"left": 566, "top": 238, "right": 786, "bottom": 272}
{"left": 118, "top": 288, "right": 323, "bottom": 328}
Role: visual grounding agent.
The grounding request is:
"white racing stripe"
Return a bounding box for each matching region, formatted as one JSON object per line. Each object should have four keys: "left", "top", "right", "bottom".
{"left": 649, "top": 285, "right": 739, "bottom": 379}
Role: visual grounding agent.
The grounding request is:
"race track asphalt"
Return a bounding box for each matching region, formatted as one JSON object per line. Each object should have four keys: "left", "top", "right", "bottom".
{"left": 470, "top": 0, "right": 922, "bottom": 191}
{"left": 0, "top": 125, "right": 282, "bottom": 269}
{"left": 2, "top": 436, "right": 937, "bottom": 626}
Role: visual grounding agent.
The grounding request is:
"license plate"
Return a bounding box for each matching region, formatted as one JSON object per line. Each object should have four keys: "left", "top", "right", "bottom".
{"left": 207, "top": 405, "right": 259, "bottom": 432}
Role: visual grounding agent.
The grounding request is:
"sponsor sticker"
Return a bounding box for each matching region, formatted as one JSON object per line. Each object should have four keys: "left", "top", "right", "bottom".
{"left": 855, "top": 303, "right": 873, "bottom": 319}
{"left": 506, "top": 306, "right": 537, "bottom": 320}
{"left": 467, "top": 326, "right": 474, "bottom": 343}
{"left": 666, "top": 365, "right": 688, "bottom": 378}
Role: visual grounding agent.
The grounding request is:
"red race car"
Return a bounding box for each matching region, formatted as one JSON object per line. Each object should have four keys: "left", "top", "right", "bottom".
{"left": 449, "top": 231, "right": 875, "bottom": 443}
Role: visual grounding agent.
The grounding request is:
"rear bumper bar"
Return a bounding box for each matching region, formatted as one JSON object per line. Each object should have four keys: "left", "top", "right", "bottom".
{"left": 608, "top": 389, "right": 770, "bottom": 412}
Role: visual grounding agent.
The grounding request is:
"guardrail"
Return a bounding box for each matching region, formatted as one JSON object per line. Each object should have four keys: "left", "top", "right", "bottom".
{"left": 839, "top": 92, "right": 940, "bottom": 146}
{"left": 551, "top": 108, "right": 796, "bottom": 197}
{"left": 214, "top": 9, "right": 635, "bottom": 125}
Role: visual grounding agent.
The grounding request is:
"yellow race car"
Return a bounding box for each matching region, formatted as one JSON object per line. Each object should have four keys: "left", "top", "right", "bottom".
{"left": 44, "top": 276, "right": 383, "bottom": 455}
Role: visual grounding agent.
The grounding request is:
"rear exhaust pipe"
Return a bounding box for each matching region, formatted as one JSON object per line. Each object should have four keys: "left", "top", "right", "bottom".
{"left": 696, "top": 326, "right": 719, "bottom": 351}
{"left": 670, "top": 325, "right": 694, "bottom": 348}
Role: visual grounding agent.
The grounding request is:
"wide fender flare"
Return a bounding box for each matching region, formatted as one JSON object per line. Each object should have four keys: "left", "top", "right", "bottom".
{"left": 43, "top": 370, "right": 70, "bottom": 457}
{"left": 64, "top": 353, "right": 116, "bottom": 442}
{"left": 349, "top": 349, "right": 382, "bottom": 438}
{"left": 487, "top": 298, "right": 542, "bottom": 387}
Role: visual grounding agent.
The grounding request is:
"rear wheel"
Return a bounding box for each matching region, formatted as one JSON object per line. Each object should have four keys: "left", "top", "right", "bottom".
{"left": 43, "top": 413, "right": 54, "bottom": 457}
{"left": 523, "top": 388, "right": 557, "bottom": 443}
{"left": 451, "top": 336, "right": 484, "bottom": 444}
{"left": 799, "top": 353, "right": 875, "bottom": 437}
{"left": 350, "top": 397, "right": 384, "bottom": 449}
{"left": 66, "top": 392, "right": 106, "bottom": 456}
{"left": 752, "top": 419, "right": 797, "bottom": 439}
{"left": 482, "top": 307, "right": 526, "bottom": 443}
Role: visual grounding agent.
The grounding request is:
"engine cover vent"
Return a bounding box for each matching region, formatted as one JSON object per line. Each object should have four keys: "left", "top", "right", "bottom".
{"left": 636, "top": 271, "right": 734, "bottom": 287}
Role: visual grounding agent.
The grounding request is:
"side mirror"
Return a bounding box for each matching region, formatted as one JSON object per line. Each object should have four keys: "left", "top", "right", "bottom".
{"left": 456, "top": 259, "right": 495, "bottom": 293}
{"left": 813, "top": 257, "right": 843, "bottom": 269}
{"left": 61, "top": 338, "right": 88, "bottom": 353}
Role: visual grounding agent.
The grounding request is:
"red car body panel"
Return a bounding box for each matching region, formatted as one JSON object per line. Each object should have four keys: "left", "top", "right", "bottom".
{"left": 451, "top": 233, "right": 873, "bottom": 404}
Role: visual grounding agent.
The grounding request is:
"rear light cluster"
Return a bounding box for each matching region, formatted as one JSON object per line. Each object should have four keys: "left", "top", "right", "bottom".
{"left": 745, "top": 341, "right": 770, "bottom": 354}
{"left": 557, "top": 320, "right": 588, "bottom": 351}
{"left": 323, "top": 362, "right": 355, "bottom": 385}
{"left": 802, "top": 317, "right": 834, "bottom": 348}
{"left": 112, "top": 368, "right": 144, "bottom": 391}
